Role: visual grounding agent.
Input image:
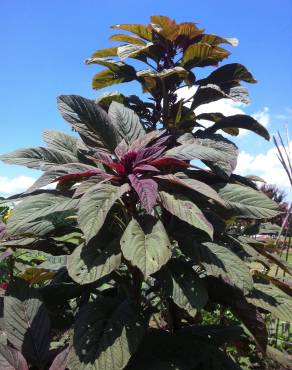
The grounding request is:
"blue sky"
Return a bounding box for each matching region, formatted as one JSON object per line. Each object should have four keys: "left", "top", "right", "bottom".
{"left": 0, "top": 0, "right": 291, "bottom": 197}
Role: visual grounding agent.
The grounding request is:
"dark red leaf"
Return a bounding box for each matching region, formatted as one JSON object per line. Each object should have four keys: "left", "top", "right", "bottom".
{"left": 0, "top": 282, "right": 9, "bottom": 290}
{"left": 134, "top": 146, "right": 167, "bottom": 165}
{"left": 54, "top": 169, "right": 109, "bottom": 183}
{"left": 91, "top": 150, "right": 114, "bottom": 164}
{"left": 115, "top": 139, "right": 129, "bottom": 160}
{"left": 0, "top": 344, "right": 28, "bottom": 370}
{"left": 130, "top": 130, "right": 166, "bottom": 151}
{"left": 0, "top": 248, "right": 13, "bottom": 262}
{"left": 149, "top": 157, "right": 191, "bottom": 168}
{"left": 133, "top": 164, "right": 160, "bottom": 174}
{"left": 0, "top": 222, "right": 6, "bottom": 239}
{"left": 49, "top": 347, "right": 70, "bottom": 370}
{"left": 128, "top": 175, "right": 158, "bottom": 214}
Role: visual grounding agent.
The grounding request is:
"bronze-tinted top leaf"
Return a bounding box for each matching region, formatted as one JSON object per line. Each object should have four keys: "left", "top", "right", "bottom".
{"left": 112, "top": 23, "right": 153, "bottom": 41}
{"left": 110, "top": 34, "right": 146, "bottom": 45}
{"left": 205, "top": 114, "right": 270, "bottom": 141}
{"left": 176, "top": 22, "right": 204, "bottom": 39}
{"left": 197, "top": 63, "right": 257, "bottom": 86}
{"left": 150, "top": 15, "right": 178, "bottom": 40}
{"left": 181, "top": 43, "right": 230, "bottom": 69}
{"left": 89, "top": 47, "right": 118, "bottom": 59}
{"left": 198, "top": 34, "right": 239, "bottom": 47}
{"left": 117, "top": 43, "right": 154, "bottom": 60}
{"left": 92, "top": 69, "right": 135, "bottom": 91}
{"left": 191, "top": 84, "right": 250, "bottom": 109}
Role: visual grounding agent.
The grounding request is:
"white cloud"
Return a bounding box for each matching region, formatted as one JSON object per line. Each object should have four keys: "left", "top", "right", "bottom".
{"left": 275, "top": 107, "right": 292, "bottom": 121}
{"left": 252, "top": 107, "right": 270, "bottom": 128}
{"left": 236, "top": 141, "right": 292, "bottom": 196}
{"left": 0, "top": 176, "right": 36, "bottom": 197}
{"left": 176, "top": 87, "right": 270, "bottom": 137}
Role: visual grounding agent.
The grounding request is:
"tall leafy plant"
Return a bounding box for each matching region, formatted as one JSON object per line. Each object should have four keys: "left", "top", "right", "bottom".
{"left": 0, "top": 16, "right": 291, "bottom": 370}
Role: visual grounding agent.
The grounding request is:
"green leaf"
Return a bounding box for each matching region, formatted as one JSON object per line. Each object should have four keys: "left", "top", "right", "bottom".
{"left": 197, "top": 63, "right": 257, "bottom": 86}
{"left": 155, "top": 173, "right": 224, "bottom": 205}
{"left": 38, "top": 255, "right": 67, "bottom": 271}
{"left": 68, "top": 236, "right": 121, "bottom": 285}
{"left": 156, "top": 259, "right": 208, "bottom": 316}
{"left": 57, "top": 95, "right": 119, "bottom": 151}
{"left": 71, "top": 297, "right": 145, "bottom": 370}
{"left": 111, "top": 23, "right": 153, "bottom": 41}
{"left": 181, "top": 43, "right": 230, "bottom": 69}
{"left": 78, "top": 183, "right": 130, "bottom": 243}
{"left": 0, "top": 147, "right": 76, "bottom": 170}
{"left": 266, "top": 346, "right": 291, "bottom": 369}
{"left": 217, "top": 183, "right": 280, "bottom": 219}
{"left": 205, "top": 114, "right": 270, "bottom": 140}
{"left": 4, "top": 279, "right": 50, "bottom": 367}
{"left": 247, "top": 283, "right": 292, "bottom": 322}
{"left": 108, "top": 102, "right": 145, "bottom": 144}
{"left": 181, "top": 241, "right": 253, "bottom": 294}
{"left": 121, "top": 217, "right": 171, "bottom": 278}
{"left": 42, "top": 130, "right": 79, "bottom": 155}
{"left": 0, "top": 344, "right": 28, "bottom": 370}
{"left": 177, "top": 133, "right": 238, "bottom": 178}
{"left": 6, "top": 193, "right": 78, "bottom": 237}
{"left": 165, "top": 141, "right": 227, "bottom": 163}
{"left": 159, "top": 191, "right": 213, "bottom": 239}
{"left": 110, "top": 33, "right": 146, "bottom": 45}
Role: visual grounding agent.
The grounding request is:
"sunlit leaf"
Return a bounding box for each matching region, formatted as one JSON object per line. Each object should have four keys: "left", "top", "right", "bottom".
{"left": 217, "top": 183, "right": 280, "bottom": 219}
{"left": 0, "top": 147, "right": 76, "bottom": 170}
{"left": 121, "top": 217, "right": 171, "bottom": 278}
{"left": 159, "top": 191, "right": 213, "bottom": 238}
{"left": 78, "top": 183, "right": 130, "bottom": 243}
{"left": 111, "top": 23, "right": 153, "bottom": 41}
{"left": 181, "top": 43, "right": 230, "bottom": 69}
{"left": 57, "top": 95, "right": 120, "bottom": 151}
{"left": 110, "top": 33, "right": 146, "bottom": 45}
{"left": 108, "top": 101, "right": 145, "bottom": 144}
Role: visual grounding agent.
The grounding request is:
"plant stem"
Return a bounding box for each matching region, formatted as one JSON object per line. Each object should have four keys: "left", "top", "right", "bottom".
{"left": 8, "top": 255, "right": 14, "bottom": 282}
